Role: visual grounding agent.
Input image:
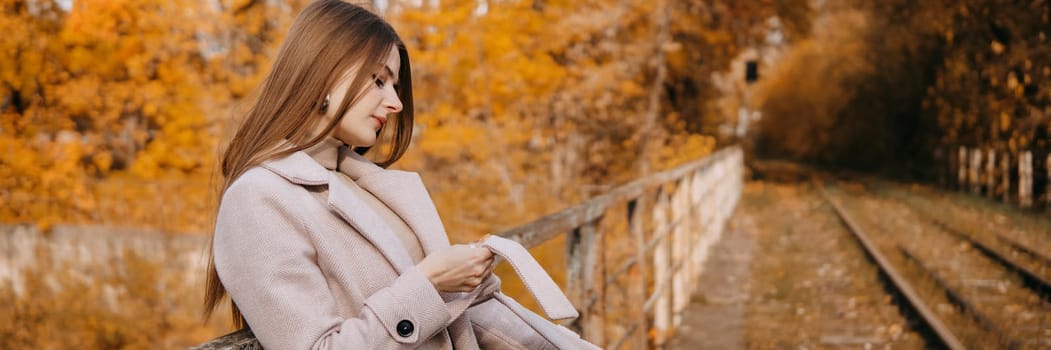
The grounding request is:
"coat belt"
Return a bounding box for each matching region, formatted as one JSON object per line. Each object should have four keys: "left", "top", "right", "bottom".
{"left": 480, "top": 235, "right": 579, "bottom": 320}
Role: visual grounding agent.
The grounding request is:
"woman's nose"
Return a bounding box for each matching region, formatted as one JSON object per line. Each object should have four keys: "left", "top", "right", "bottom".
{"left": 383, "top": 90, "right": 403, "bottom": 114}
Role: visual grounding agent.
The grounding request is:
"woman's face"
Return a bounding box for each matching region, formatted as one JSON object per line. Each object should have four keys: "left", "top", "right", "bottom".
{"left": 322, "top": 46, "right": 402, "bottom": 147}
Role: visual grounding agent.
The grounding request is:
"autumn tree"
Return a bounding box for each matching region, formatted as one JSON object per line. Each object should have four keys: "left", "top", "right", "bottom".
{"left": 752, "top": 0, "right": 1049, "bottom": 181}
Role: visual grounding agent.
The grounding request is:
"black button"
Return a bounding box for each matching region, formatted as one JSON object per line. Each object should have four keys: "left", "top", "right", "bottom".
{"left": 396, "top": 320, "right": 414, "bottom": 337}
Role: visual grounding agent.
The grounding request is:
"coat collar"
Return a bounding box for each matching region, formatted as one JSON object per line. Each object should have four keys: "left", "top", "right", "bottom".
{"left": 261, "top": 146, "right": 451, "bottom": 274}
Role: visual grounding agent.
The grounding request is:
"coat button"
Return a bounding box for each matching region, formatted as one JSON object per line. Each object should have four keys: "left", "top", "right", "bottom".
{"left": 396, "top": 320, "right": 414, "bottom": 337}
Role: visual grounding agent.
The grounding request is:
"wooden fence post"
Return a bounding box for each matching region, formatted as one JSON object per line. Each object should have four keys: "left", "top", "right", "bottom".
{"left": 566, "top": 226, "right": 585, "bottom": 334}
{"left": 945, "top": 146, "right": 954, "bottom": 188}
{"left": 627, "top": 196, "right": 649, "bottom": 350}
{"left": 970, "top": 148, "right": 982, "bottom": 194}
{"left": 958, "top": 146, "right": 968, "bottom": 191}
{"left": 1046, "top": 153, "right": 1051, "bottom": 208}
{"left": 688, "top": 170, "right": 705, "bottom": 294}
{"left": 651, "top": 188, "right": 672, "bottom": 346}
{"left": 986, "top": 148, "right": 997, "bottom": 198}
{"left": 671, "top": 178, "right": 689, "bottom": 327}
{"left": 1020, "top": 151, "right": 1033, "bottom": 208}
{"left": 566, "top": 216, "right": 606, "bottom": 346}
{"left": 1001, "top": 154, "right": 1012, "bottom": 203}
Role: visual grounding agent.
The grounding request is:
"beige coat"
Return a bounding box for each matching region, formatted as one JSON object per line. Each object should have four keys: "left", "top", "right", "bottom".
{"left": 212, "top": 148, "right": 599, "bottom": 350}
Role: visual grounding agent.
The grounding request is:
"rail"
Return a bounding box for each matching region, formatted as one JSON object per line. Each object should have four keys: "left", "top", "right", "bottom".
{"left": 815, "top": 182, "right": 966, "bottom": 350}
{"left": 191, "top": 146, "right": 744, "bottom": 349}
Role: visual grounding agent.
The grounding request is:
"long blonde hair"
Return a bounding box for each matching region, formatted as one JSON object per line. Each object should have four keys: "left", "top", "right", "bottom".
{"left": 203, "top": 0, "right": 415, "bottom": 327}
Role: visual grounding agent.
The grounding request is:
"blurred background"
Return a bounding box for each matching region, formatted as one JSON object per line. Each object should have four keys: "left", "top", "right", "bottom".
{"left": 1, "top": 0, "right": 1048, "bottom": 348}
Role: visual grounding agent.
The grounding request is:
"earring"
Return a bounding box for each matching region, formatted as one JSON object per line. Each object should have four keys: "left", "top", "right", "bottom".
{"left": 320, "top": 94, "right": 330, "bottom": 111}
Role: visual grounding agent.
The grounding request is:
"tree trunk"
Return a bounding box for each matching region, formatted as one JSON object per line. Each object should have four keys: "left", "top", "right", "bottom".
{"left": 636, "top": 0, "right": 671, "bottom": 177}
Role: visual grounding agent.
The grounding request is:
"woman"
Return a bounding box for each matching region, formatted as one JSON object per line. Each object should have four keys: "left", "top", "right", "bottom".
{"left": 203, "top": 1, "right": 599, "bottom": 349}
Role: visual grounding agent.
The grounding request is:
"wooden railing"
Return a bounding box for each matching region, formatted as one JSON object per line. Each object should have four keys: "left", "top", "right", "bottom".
{"left": 941, "top": 145, "right": 1049, "bottom": 209}
{"left": 192, "top": 146, "right": 744, "bottom": 349}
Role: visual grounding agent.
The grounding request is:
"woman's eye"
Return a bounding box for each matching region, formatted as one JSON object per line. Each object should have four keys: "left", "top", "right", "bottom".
{"left": 372, "top": 74, "right": 386, "bottom": 88}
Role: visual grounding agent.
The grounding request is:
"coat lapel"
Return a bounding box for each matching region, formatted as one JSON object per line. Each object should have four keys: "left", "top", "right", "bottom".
{"left": 337, "top": 150, "right": 452, "bottom": 256}
{"left": 261, "top": 148, "right": 452, "bottom": 274}
{"left": 325, "top": 174, "right": 416, "bottom": 273}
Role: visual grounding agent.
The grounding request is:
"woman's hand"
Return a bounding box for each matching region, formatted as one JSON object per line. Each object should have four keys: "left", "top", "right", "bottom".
{"left": 417, "top": 244, "right": 495, "bottom": 292}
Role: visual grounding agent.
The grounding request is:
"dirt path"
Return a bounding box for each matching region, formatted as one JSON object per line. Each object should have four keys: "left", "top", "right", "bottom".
{"left": 667, "top": 212, "right": 755, "bottom": 350}
{"left": 669, "top": 181, "right": 927, "bottom": 349}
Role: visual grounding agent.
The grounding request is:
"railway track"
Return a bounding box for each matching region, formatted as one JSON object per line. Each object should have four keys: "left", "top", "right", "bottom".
{"left": 870, "top": 180, "right": 1051, "bottom": 267}
{"left": 816, "top": 179, "right": 1051, "bottom": 349}
{"left": 816, "top": 182, "right": 967, "bottom": 349}
{"left": 741, "top": 183, "right": 928, "bottom": 348}
{"left": 874, "top": 183, "right": 1051, "bottom": 303}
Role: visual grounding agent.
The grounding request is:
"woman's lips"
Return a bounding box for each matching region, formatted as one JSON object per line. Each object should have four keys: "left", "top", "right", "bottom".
{"left": 371, "top": 115, "right": 386, "bottom": 127}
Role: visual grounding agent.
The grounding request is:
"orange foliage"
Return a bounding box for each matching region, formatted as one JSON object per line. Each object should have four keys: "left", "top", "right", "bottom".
{"left": 392, "top": 0, "right": 742, "bottom": 240}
